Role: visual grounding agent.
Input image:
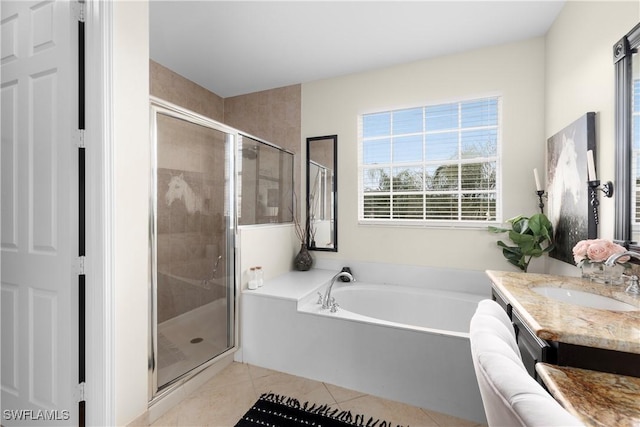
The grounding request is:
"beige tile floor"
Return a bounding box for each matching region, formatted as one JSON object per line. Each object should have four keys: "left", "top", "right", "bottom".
{"left": 150, "top": 362, "right": 485, "bottom": 427}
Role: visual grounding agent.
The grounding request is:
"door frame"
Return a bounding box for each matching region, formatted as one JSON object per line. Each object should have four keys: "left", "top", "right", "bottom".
{"left": 83, "top": 1, "right": 114, "bottom": 425}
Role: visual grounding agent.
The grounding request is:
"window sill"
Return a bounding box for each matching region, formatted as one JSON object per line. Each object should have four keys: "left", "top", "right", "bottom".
{"left": 357, "top": 219, "right": 500, "bottom": 230}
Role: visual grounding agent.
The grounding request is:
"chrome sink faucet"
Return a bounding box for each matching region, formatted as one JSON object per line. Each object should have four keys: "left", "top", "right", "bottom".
{"left": 605, "top": 251, "right": 640, "bottom": 295}
{"left": 321, "top": 271, "right": 355, "bottom": 310}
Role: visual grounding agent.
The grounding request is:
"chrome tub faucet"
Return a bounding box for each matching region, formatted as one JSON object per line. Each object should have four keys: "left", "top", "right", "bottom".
{"left": 320, "top": 271, "right": 355, "bottom": 310}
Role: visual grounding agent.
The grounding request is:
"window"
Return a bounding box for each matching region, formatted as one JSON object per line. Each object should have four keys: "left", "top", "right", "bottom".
{"left": 633, "top": 79, "right": 640, "bottom": 230}
{"left": 359, "top": 97, "right": 501, "bottom": 225}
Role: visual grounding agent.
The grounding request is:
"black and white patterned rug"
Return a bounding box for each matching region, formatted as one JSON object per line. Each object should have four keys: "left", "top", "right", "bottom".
{"left": 235, "top": 393, "right": 406, "bottom": 427}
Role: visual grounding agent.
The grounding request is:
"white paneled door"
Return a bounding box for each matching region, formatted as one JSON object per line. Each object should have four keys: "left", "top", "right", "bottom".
{"left": 1, "top": 1, "right": 80, "bottom": 426}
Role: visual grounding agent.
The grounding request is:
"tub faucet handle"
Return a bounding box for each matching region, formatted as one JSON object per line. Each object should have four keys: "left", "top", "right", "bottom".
{"left": 316, "top": 292, "right": 323, "bottom": 304}
{"left": 329, "top": 298, "right": 339, "bottom": 313}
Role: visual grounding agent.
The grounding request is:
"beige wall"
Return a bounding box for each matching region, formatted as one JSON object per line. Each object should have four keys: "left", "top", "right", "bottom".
{"left": 149, "top": 64, "right": 301, "bottom": 166}
{"left": 545, "top": 1, "right": 639, "bottom": 276}
{"left": 223, "top": 85, "right": 303, "bottom": 284}
{"left": 225, "top": 85, "right": 303, "bottom": 212}
{"left": 155, "top": 115, "right": 228, "bottom": 322}
{"left": 224, "top": 85, "right": 301, "bottom": 152}
{"left": 150, "top": 60, "right": 224, "bottom": 121}
{"left": 113, "top": 1, "right": 149, "bottom": 424}
{"left": 302, "top": 38, "right": 547, "bottom": 272}
{"left": 149, "top": 65, "right": 302, "bottom": 224}
{"left": 150, "top": 65, "right": 230, "bottom": 322}
{"left": 149, "top": 63, "right": 302, "bottom": 286}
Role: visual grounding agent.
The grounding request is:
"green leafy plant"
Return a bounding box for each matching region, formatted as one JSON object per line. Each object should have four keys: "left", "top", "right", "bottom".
{"left": 488, "top": 213, "right": 555, "bottom": 272}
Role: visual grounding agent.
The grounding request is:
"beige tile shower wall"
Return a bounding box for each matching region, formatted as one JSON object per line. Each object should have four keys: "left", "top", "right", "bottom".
{"left": 224, "top": 85, "right": 301, "bottom": 150}
{"left": 155, "top": 115, "right": 228, "bottom": 322}
{"left": 150, "top": 60, "right": 224, "bottom": 121}
{"left": 151, "top": 64, "right": 302, "bottom": 290}
{"left": 224, "top": 85, "right": 302, "bottom": 202}
{"left": 150, "top": 65, "right": 301, "bottom": 211}
{"left": 150, "top": 63, "right": 230, "bottom": 322}
{"left": 225, "top": 86, "right": 303, "bottom": 285}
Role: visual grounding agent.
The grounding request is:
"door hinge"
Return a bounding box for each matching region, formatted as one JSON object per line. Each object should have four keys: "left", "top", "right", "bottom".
{"left": 75, "top": 1, "right": 86, "bottom": 23}
{"left": 75, "top": 382, "right": 86, "bottom": 402}
{"left": 75, "top": 256, "right": 86, "bottom": 275}
{"left": 75, "top": 129, "right": 86, "bottom": 148}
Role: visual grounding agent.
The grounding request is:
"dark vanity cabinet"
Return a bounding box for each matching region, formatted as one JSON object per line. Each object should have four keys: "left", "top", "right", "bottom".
{"left": 511, "top": 310, "right": 555, "bottom": 381}
{"left": 491, "top": 286, "right": 640, "bottom": 380}
{"left": 492, "top": 287, "right": 554, "bottom": 384}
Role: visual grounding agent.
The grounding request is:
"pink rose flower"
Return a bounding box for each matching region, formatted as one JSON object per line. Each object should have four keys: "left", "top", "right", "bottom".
{"left": 585, "top": 239, "right": 611, "bottom": 262}
{"left": 572, "top": 239, "right": 629, "bottom": 264}
{"left": 572, "top": 239, "right": 592, "bottom": 263}
{"left": 605, "top": 241, "right": 629, "bottom": 263}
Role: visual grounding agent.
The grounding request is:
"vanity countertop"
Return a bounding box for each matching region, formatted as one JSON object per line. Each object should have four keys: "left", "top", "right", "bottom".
{"left": 486, "top": 270, "right": 640, "bottom": 354}
{"left": 536, "top": 363, "right": 640, "bottom": 427}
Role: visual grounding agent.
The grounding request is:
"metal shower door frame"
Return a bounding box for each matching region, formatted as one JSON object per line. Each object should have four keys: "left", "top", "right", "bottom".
{"left": 148, "top": 96, "right": 239, "bottom": 402}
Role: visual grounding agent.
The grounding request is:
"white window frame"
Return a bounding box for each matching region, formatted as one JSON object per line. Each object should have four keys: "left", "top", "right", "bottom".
{"left": 357, "top": 96, "right": 502, "bottom": 228}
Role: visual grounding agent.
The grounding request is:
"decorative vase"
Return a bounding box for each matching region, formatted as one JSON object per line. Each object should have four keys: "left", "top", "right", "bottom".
{"left": 293, "top": 243, "right": 313, "bottom": 271}
{"left": 581, "top": 262, "right": 625, "bottom": 285}
{"left": 580, "top": 262, "right": 603, "bottom": 281}
{"left": 603, "top": 263, "right": 625, "bottom": 285}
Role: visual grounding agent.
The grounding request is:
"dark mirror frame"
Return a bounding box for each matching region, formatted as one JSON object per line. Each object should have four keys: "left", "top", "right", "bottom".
{"left": 614, "top": 22, "right": 640, "bottom": 250}
{"left": 306, "top": 135, "right": 338, "bottom": 252}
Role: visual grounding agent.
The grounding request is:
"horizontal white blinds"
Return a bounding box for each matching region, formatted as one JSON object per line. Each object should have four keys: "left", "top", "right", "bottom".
{"left": 359, "top": 97, "right": 500, "bottom": 223}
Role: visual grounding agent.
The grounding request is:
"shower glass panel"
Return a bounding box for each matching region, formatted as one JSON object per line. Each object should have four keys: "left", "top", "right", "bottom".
{"left": 151, "top": 100, "right": 236, "bottom": 394}
{"left": 238, "top": 135, "right": 294, "bottom": 225}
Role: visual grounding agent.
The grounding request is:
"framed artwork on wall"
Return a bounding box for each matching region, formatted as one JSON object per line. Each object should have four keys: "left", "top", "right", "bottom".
{"left": 546, "top": 112, "right": 596, "bottom": 265}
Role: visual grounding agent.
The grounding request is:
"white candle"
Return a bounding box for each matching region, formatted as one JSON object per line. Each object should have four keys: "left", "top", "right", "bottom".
{"left": 587, "top": 150, "right": 597, "bottom": 181}
{"left": 533, "top": 168, "right": 542, "bottom": 191}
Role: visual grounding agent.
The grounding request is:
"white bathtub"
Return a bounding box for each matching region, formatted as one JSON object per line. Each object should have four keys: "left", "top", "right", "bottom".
{"left": 240, "top": 264, "right": 490, "bottom": 424}
{"left": 329, "top": 283, "right": 482, "bottom": 336}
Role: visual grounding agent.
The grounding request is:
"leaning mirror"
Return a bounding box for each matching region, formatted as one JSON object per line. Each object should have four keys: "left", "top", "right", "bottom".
{"left": 306, "top": 135, "right": 337, "bottom": 251}
{"left": 614, "top": 22, "right": 640, "bottom": 248}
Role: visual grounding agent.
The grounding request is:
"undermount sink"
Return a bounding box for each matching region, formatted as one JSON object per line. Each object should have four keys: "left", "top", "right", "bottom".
{"left": 533, "top": 286, "right": 638, "bottom": 312}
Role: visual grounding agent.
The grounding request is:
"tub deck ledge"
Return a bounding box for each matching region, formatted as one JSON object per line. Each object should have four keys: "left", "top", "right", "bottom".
{"left": 242, "top": 268, "right": 336, "bottom": 301}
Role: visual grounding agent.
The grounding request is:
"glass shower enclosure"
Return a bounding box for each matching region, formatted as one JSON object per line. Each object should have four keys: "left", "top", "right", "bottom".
{"left": 149, "top": 98, "right": 237, "bottom": 398}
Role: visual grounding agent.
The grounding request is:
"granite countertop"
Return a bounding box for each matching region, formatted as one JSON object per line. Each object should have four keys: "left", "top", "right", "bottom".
{"left": 536, "top": 363, "right": 640, "bottom": 427}
{"left": 486, "top": 270, "right": 640, "bottom": 354}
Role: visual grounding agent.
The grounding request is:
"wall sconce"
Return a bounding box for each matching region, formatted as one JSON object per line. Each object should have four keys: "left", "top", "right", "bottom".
{"left": 536, "top": 190, "right": 547, "bottom": 214}
{"left": 533, "top": 168, "right": 547, "bottom": 214}
{"left": 588, "top": 180, "right": 614, "bottom": 225}
{"left": 586, "top": 150, "right": 613, "bottom": 225}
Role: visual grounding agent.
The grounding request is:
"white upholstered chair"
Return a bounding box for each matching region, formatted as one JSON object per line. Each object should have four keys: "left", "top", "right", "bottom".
{"left": 470, "top": 300, "right": 584, "bottom": 427}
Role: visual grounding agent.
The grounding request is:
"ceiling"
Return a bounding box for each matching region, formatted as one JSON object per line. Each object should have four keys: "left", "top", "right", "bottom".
{"left": 149, "top": 1, "right": 565, "bottom": 98}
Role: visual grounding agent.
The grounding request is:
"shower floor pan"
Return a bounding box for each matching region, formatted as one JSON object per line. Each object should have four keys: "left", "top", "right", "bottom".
{"left": 156, "top": 298, "right": 229, "bottom": 388}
